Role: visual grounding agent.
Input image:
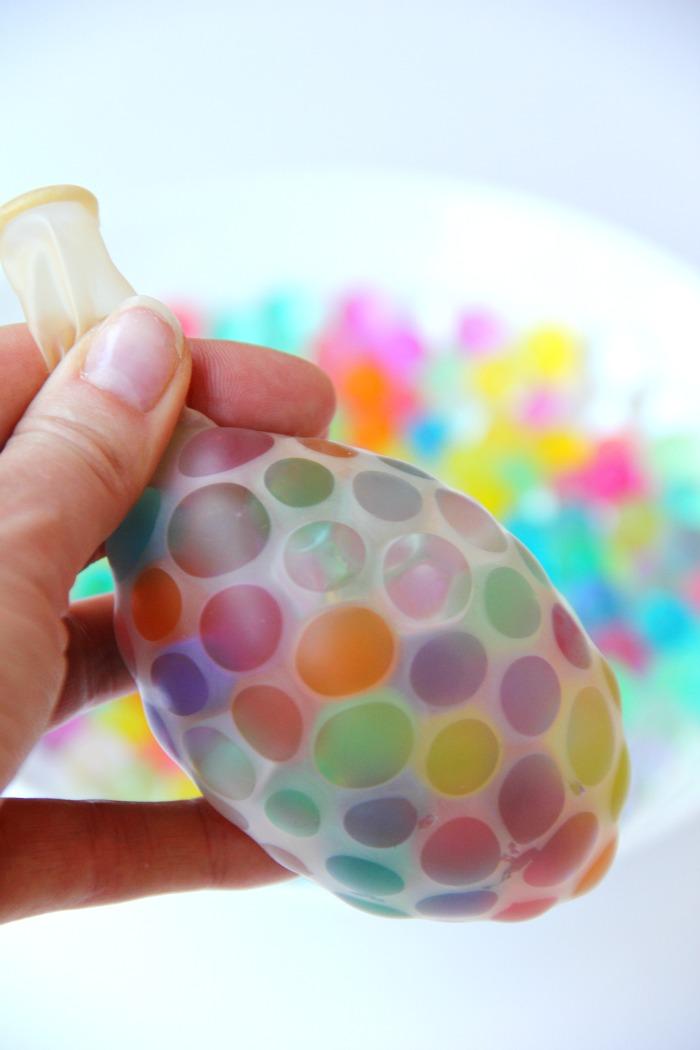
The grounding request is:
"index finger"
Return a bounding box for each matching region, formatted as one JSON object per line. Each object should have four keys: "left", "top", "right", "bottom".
{"left": 188, "top": 338, "right": 335, "bottom": 436}
{"left": 0, "top": 326, "right": 336, "bottom": 447}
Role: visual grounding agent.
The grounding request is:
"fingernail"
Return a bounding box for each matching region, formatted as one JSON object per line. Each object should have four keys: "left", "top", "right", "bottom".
{"left": 82, "top": 296, "right": 183, "bottom": 411}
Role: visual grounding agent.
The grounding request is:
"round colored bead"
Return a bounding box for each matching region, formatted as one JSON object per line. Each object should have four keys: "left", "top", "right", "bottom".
{"left": 297, "top": 607, "right": 395, "bottom": 696}
{"left": 314, "top": 697, "right": 414, "bottom": 788}
{"left": 420, "top": 818, "right": 501, "bottom": 885}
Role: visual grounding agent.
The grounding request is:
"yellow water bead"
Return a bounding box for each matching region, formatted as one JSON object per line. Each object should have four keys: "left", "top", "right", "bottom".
{"left": 520, "top": 327, "right": 582, "bottom": 382}
{"left": 532, "top": 429, "right": 591, "bottom": 472}
{"left": 98, "top": 692, "right": 153, "bottom": 745}
{"left": 424, "top": 717, "right": 501, "bottom": 797}
{"left": 567, "top": 686, "right": 615, "bottom": 786}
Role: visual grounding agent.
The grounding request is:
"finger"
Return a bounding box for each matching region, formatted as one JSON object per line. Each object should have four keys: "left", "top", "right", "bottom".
{"left": 0, "top": 797, "right": 294, "bottom": 924}
{"left": 73, "top": 344, "right": 333, "bottom": 565}
{"left": 0, "top": 298, "right": 191, "bottom": 611}
{"left": 54, "top": 593, "right": 134, "bottom": 727}
{"left": 0, "top": 324, "right": 48, "bottom": 447}
{"left": 187, "top": 338, "right": 335, "bottom": 435}
{"left": 0, "top": 299, "right": 191, "bottom": 785}
{"left": 0, "top": 324, "right": 336, "bottom": 450}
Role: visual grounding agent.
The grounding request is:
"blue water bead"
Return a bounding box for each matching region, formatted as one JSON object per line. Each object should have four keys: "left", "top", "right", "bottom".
{"left": 566, "top": 578, "right": 623, "bottom": 633}
{"left": 634, "top": 591, "right": 694, "bottom": 649}
{"left": 260, "top": 290, "right": 322, "bottom": 356}
{"left": 107, "top": 487, "right": 162, "bottom": 580}
{"left": 71, "top": 557, "right": 115, "bottom": 600}
{"left": 409, "top": 416, "right": 449, "bottom": 459}
{"left": 212, "top": 308, "right": 268, "bottom": 345}
{"left": 506, "top": 516, "right": 558, "bottom": 582}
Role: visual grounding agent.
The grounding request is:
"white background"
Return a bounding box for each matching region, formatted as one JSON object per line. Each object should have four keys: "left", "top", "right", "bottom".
{"left": 1, "top": 0, "right": 700, "bottom": 266}
{"left": 1, "top": 3, "right": 699, "bottom": 1049}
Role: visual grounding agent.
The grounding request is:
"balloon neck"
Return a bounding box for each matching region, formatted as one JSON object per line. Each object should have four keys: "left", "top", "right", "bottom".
{"left": 0, "top": 185, "right": 135, "bottom": 370}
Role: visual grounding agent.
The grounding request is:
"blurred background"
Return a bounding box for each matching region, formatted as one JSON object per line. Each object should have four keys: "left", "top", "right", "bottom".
{"left": 1, "top": 2, "right": 700, "bottom": 1049}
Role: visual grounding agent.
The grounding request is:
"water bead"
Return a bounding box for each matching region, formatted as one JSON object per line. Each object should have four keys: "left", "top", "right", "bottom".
{"left": 500, "top": 656, "right": 561, "bottom": 735}
{"left": 297, "top": 437, "right": 358, "bottom": 458}
{"left": 326, "top": 856, "right": 404, "bottom": 895}
{"left": 601, "top": 659, "right": 622, "bottom": 708}
{"left": 573, "top": 836, "right": 618, "bottom": 896}
{"left": 552, "top": 603, "right": 591, "bottom": 668}
{"left": 383, "top": 533, "right": 471, "bottom": 620}
{"left": 513, "top": 537, "right": 548, "bottom": 584}
{"left": 219, "top": 805, "right": 250, "bottom": 832}
{"left": 169, "top": 484, "right": 270, "bottom": 577}
{"left": 353, "top": 470, "right": 422, "bottom": 521}
{"left": 179, "top": 427, "right": 274, "bottom": 476}
{"left": 420, "top": 818, "right": 501, "bottom": 885}
{"left": 265, "top": 458, "right": 334, "bottom": 507}
{"left": 498, "top": 754, "right": 565, "bottom": 842}
{"left": 416, "top": 891, "right": 497, "bottom": 918}
{"left": 484, "top": 567, "right": 541, "bottom": 639}
{"left": 232, "top": 685, "right": 303, "bottom": 760}
{"left": 610, "top": 746, "right": 631, "bottom": 820}
{"left": 523, "top": 812, "right": 598, "bottom": 887}
{"left": 71, "top": 558, "right": 115, "bottom": 600}
{"left": 457, "top": 309, "right": 505, "bottom": 354}
{"left": 410, "top": 631, "right": 487, "bottom": 707}
{"left": 107, "top": 487, "right": 161, "bottom": 579}
{"left": 336, "top": 895, "right": 408, "bottom": 918}
{"left": 379, "top": 456, "right": 433, "bottom": 479}
{"left": 567, "top": 687, "right": 615, "bottom": 786}
{"left": 297, "top": 607, "right": 395, "bottom": 696}
{"left": 201, "top": 585, "right": 282, "bottom": 670}
{"left": 409, "top": 416, "right": 448, "bottom": 458}
{"left": 426, "top": 719, "right": 500, "bottom": 796}
{"left": 144, "top": 704, "right": 180, "bottom": 761}
{"left": 285, "top": 521, "right": 365, "bottom": 592}
{"left": 183, "top": 727, "right": 256, "bottom": 800}
{"left": 343, "top": 797, "right": 418, "bottom": 847}
{"left": 263, "top": 846, "right": 311, "bottom": 876}
{"left": 265, "top": 790, "right": 321, "bottom": 836}
{"left": 151, "top": 652, "right": 209, "bottom": 715}
{"left": 131, "top": 568, "right": 181, "bottom": 641}
{"left": 436, "top": 489, "right": 508, "bottom": 552}
{"left": 314, "top": 698, "right": 414, "bottom": 788}
{"left": 493, "top": 898, "right": 557, "bottom": 922}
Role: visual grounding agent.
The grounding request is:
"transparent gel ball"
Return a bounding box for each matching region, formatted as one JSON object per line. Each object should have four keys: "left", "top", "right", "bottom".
{"left": 107, "top": 414, "right": 629, "bottom": 922}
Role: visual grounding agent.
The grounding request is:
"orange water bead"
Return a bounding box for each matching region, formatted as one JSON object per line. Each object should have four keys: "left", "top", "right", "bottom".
{"left": 349, "top": 415, "right": 395, "bottom": 453}
{"left": 574, "top": 836, "right": 618, "bottom": 896}
{"left": 131, "top": 567, "right": 182, "bottom": 641}
{"left": 297, "top": 606, "right": 395, "bottom": 697}
{"left": 493, "top": 898, "right": 557, "bottom": 922}
{"left": 342, "top": 361, "right": 391, "bottom": 410}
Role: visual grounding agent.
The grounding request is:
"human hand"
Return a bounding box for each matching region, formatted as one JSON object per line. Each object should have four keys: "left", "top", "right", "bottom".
{"left": 0, "top": 301, "right": 335, "bottom": 923}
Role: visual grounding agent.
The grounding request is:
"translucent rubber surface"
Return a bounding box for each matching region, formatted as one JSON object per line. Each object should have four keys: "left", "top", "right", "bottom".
{"left": 108, "top": 413, "right": 628, "bottom": 921}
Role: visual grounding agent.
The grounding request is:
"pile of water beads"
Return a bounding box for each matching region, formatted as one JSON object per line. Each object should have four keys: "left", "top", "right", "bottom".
{"left": 23, "top": 287, "right": 700, "bottom": 843}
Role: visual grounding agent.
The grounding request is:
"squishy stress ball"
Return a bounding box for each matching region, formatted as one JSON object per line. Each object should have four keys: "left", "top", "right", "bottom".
{"left": 0, "top": 187, "right": 630, "bottom": 922}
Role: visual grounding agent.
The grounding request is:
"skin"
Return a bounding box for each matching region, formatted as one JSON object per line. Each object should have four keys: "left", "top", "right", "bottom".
{"left": 0, "top": 321, "right": 336, "bottom": 924}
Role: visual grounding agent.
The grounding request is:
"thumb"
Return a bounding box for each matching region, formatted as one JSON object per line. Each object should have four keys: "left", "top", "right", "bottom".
{"left": 0, "top": 296, "right": 191, "bottom": 608}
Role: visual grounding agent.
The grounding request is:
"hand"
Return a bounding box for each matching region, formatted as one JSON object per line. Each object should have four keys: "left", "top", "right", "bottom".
{"left": 0, "top": 300, "right": 335, "bottom": 923}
